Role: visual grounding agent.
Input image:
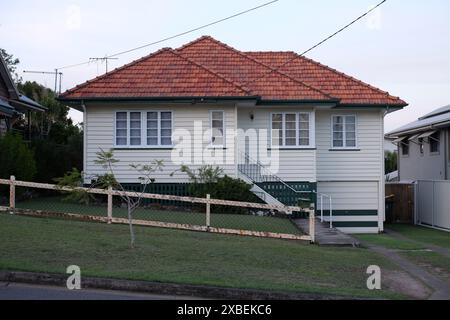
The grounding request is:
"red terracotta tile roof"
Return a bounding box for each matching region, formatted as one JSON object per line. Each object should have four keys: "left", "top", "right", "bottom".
{"left": 60, "top": 36, "right": 407, "bottom": 107}
{"left": 245, "top": 51, "right": 407, "bottom": 106}
{"left": 61, "top": 48, "right": 250, "bottom": 99}
{"left": 175, "top": 36, "right": 333, "bottom": 101}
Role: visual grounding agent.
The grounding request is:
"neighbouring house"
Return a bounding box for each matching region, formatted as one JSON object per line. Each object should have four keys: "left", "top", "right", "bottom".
{"left": 59, "top": 36, "right": 407, "bottom": 234}
{"left": 0, "top": 55, "right": 46, "bottom": 137}
{"left": 386, "top": 104, "right": 450, "bottom": 181}
{"left": 384, "top": 137, "right": 397, "bottom": 154}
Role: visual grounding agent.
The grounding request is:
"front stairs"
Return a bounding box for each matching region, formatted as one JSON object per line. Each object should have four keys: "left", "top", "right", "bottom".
{"left": 237, "top": 152, "right": 316, "bottom": 212}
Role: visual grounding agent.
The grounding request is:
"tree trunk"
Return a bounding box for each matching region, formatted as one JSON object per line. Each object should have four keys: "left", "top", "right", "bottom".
{"left": 127, "top": 205, "right": 135, "bottom": 248}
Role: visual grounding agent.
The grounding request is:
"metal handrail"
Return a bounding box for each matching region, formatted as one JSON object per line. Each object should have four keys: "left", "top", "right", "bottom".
{"left": 238, "top": 151, "right": 310, "bottom": 201}
{"left": 237, "top": 151, "right": 333, "bottom": 226}
{"left": 319, "top": 193, "right": 333, "bottom": 229}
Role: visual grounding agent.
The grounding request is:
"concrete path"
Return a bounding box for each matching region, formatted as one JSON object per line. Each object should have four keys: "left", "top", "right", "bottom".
{"left": 359, "top": 241, "right": 450, "bottom": 300}
{"left": 293, "top": 218, "right": 360, "bottom": 247}
{"left": 385, "top": 228, "right": 450, "bottom": 258}
{"left": 0, "top": 281, "right": 201, "bottom": 300}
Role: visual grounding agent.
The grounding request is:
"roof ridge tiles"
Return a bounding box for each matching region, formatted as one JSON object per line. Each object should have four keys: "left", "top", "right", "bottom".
{"left": 171, "top": 49, "right": 252, "bottom": 95}
{"left": 180, "top": 36, "right": 335, "bottom": 101}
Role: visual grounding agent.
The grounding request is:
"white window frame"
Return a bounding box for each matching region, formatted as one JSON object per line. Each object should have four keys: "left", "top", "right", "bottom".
{"left": 114, "top": 110, "right": 173, "bottom": 148}
{"left": 330, "top": 114, "right": 358, "bottom": 150}
{"left": 270, "top": 111, "right": 315, "bottom": 149}
{"left": 114, "top": 111, "right": 130, "bottom": 147}
{"left": 209, "top": 110, "right": 225, "bottom": 148}
{"left": 429, "top": 132, "right": 440, "bottom": 155}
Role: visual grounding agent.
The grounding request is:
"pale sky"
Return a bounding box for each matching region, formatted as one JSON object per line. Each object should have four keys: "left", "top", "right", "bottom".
{"left": 1, "top": 0, "right": 449, "bottom": 133}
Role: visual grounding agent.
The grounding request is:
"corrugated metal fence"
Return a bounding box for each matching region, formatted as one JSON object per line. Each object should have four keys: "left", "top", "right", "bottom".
{"left": 415, "top": 180, "right": 450, "bottom": 231}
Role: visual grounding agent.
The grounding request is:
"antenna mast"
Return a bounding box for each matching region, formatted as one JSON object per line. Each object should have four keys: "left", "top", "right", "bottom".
{"left": 89, "top": 56, "right": 118, "bottom": 73}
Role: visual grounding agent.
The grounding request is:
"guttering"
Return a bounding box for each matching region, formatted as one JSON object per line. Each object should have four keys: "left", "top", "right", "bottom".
{"left": 57, "top": 96, "right": 260, "bottom": 104}
{"left": 9, "top": 99, "right": 47, "bottom": 113}
{"left": 257, "top": 99, "right": 339, "bottom": 105}
{"left": 334, "top": 103, "right": 408, "bottom": 109}
{"left": 386, "top": 120, "right": 450, "bottom": 138}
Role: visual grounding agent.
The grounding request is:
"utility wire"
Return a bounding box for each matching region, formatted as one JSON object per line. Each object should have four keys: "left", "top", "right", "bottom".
{"left": 57, "top": 0, "right": 279, "bottom": 70}
{"left": 238, "top": 0, "right": 387, "bottom": 88}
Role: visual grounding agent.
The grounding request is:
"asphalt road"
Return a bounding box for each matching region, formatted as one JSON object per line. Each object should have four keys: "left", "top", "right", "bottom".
{"left": 0, "top": 282, "right": 200, "bottom": 300}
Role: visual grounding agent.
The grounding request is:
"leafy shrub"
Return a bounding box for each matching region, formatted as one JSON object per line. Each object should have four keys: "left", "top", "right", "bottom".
{"left": 176, "top": 165, "right": 260, "bottom": 214}
{"left": 31, "top": 135, "right": 82, "bottom": 183}
{"left": 0, "top": 133, "right": 36, "bottom": 181}
{"left": 208, "top": 176, "right": 260, "bottom": 214}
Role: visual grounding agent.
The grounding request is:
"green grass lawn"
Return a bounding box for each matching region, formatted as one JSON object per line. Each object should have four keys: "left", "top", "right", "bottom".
{"left": 388, "top": 224, "right": 450, "bottom": 248}
{"left": 16, "top": 196, "right": 300, "bottom": 235}
{"left": 0, "top": 213, "right": 406, "bottom": 299}
{"left": 355, "top": 234, "right": 426, "bottom": 250}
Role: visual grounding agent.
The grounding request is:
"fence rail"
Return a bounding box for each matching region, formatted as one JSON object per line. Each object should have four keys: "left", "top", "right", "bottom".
{"left": 0, "top": 176, "right": 315, "bottom": 242}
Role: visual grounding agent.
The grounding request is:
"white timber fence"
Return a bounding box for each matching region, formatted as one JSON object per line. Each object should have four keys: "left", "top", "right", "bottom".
{"left": 0, "top": 176, "right": 316, "bottom": 242}
{"left": 415, "top": 180, "right": 450, "bottom": 232}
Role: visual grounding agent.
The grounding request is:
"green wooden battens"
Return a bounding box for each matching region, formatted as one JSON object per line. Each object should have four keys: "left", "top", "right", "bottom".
{"left": 331, "top": 221, "right": 379, "bottom": 228}
{"left": 256, "top": 181, "right": 317, "bottom": 207}
{"left": 122, "top": 183, "right": 192, "bottom": 208}
{"left": 315, "top": 210, "right": 378, "bottom": 216}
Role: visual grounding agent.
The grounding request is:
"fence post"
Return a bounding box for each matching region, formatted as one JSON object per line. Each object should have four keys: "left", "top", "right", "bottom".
{"left": 206, "top": 194, "right": 210, "bottom": 229}
{"left": 107, "top": 186, "right": 113, "bottom": 224}
{"left": 9, "top": 175, "right": 15, "bottom": 211}
{"left": 309, "top": 208, "right": 315, "bottom": 243}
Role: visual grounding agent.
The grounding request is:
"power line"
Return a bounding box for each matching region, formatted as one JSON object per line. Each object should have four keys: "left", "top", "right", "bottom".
{"left": 237, "top": 0, "right": 388, "bottom": 89}
{"left": 57, "top": 0, "right": 279, "bottom": 70}
{"left": 23, "top": 69, "right": 63, "bottom": 93}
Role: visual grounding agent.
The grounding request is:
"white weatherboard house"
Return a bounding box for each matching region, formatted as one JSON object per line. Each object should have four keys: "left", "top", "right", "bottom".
{"left": 59, "top": 36, "right": 407, "bottom": 234}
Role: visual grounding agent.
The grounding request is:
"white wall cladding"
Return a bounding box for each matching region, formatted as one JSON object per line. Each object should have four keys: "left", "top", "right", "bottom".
{"left": 316, "top": 110, "right": 383, "bottom": 181}
{"left": 237, "top": 107, "right": 316, "bottom": 182}
{"left": 317, "top": 181, "right": 379, "bottom": 210}
{"left": 85, "top": 102, "right": 237, "bottom": 183}
{"left": 85, "top": 104, "right": 385, "bottom": 234}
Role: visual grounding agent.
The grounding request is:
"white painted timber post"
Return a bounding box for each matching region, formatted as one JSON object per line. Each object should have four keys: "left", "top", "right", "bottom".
{"left": 320, "top": 195, "right": 323, "bottom": 222}
{"left": 9, "top": 175, "right": 15, "bottom": 210}
{"left": 329, "top": 197, "right": 333, "bottom": 229}
{"left": 107, "top": 186, "right": 113, "bottom": 224}
{"left": 206, "top": 194, "right": 211, "bottom": 229}
{"left": 309, "top": 209, "right": 315, "bottom": 243}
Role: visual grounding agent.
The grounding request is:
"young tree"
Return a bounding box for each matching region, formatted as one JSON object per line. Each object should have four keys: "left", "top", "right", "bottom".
{"left": 0, "top": 48, "right": 22, "bottom": 84}
{"left": 385, "top": 151, "right": 398, "bottom": 174}
{"left": 56, "top": 149, "right": 163, "bottom": 248}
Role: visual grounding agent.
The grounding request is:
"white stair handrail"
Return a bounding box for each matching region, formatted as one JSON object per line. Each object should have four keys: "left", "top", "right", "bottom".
{"left": 238, "top": 151, "right": 333, "bottom": 223}
{"left": 318, "top": 193, "right": 333, "bottom": 229}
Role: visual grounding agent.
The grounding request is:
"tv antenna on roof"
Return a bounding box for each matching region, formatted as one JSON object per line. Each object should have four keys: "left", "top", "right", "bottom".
{"left": 23, "top": 69, "right": 63, "bottom": 94}
{"left": 89, "top": 56, "right": 118, "bottom": 74}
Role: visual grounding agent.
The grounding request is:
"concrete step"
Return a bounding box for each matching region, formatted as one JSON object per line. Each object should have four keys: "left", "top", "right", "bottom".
{"left": 293, "top": 218, "right": 360, "bottom": 247}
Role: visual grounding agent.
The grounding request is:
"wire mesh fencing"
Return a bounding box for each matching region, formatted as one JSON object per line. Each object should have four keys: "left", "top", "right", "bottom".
{"left": 0, "top": 176, "right": 315, "bottom": 242}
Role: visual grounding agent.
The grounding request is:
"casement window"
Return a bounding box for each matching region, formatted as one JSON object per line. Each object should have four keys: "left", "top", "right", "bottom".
{"left": 332, "top": 115, "right": 357, "bottom": 149}
{"left": 210, "top": 110, "right": 225, "bottom": 147}
{"left": 270, "top": 112, "right": 314, "bottom": 148}
{"left": 115, "top": 112, "right": 128, "bottom": 146}
{"left": 129, "top": 112, "right": 142, "bottom": 146}
{"left": 401, "top": 140, "right": 409, "bottom": 156}
{"left": 430, "top": 132, "right": 440, "bottom": 153}
{"left": 115, "top": 111, "right": 172, "bottom": 147}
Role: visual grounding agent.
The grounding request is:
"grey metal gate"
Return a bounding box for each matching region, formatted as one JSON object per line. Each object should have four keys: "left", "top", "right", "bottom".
{"left": 415, "top": 180, "right": 450, "bottom": 231}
